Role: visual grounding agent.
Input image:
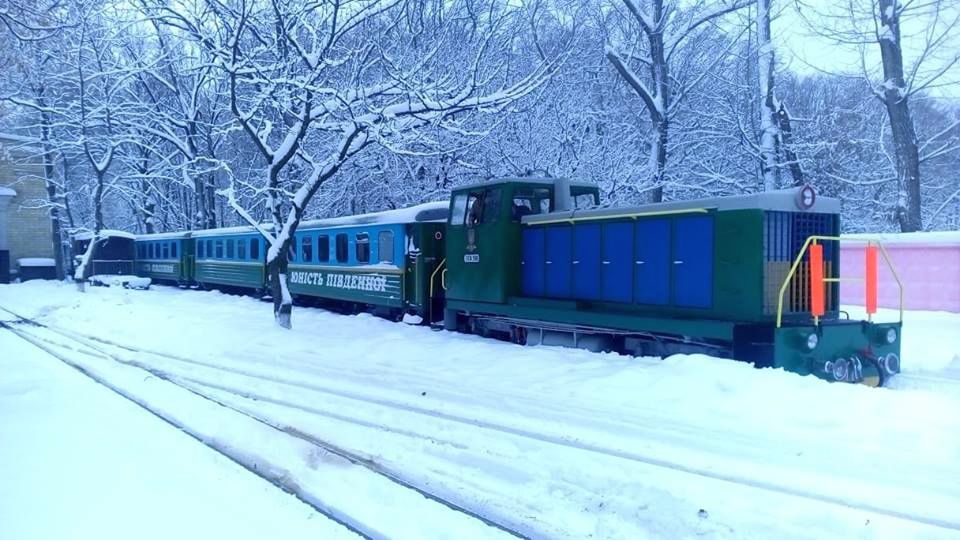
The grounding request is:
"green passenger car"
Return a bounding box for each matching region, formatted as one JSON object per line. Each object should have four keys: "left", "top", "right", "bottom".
{"left": 442, "top": 177, "right": 902, "bottom": 386}
{"left": 134, "top": 232, "right": 193, "bottom": 285}
{"left": 288, "top": 202, "right": 448, "bottom": 321}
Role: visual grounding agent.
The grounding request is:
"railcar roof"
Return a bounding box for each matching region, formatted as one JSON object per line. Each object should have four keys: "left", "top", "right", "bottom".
{"left": 74, "top": 229, "right": 136, "bottom": 241}
{"left": 522, "top": 187, "right": 841, "bottom": 225}
{"left": 299, "top": 201, "right": 449, "bottom": 229}
{"left": 151, "top": 201, "right": 450, "bottom": 239}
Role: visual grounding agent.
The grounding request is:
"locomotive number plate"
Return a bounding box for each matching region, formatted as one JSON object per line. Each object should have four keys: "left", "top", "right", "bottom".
{"left": 464, "top": 254, "right": 480, "bottom": 263}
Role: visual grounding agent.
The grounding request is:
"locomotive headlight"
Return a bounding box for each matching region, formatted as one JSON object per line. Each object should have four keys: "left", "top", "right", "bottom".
{"left": 806, "top": 333, "right": 819, "bottom": 351}
{"left": 885, "top": 327, "right": 897, "bottom": 344}
{"left": 830, "top": 358, "right": 850, "bottom": 381}
{"left": 882, "top": 353, "right": 900, "bottom": 375}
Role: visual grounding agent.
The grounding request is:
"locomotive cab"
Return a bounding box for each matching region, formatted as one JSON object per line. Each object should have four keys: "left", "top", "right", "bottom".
{"left": 444, "top": 178, "right": 598, "bottom": 306}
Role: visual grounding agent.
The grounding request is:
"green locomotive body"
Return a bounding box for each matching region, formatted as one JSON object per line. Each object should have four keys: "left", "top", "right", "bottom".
{"left": 441, "top": 178, "right": 901, "bottom": 386}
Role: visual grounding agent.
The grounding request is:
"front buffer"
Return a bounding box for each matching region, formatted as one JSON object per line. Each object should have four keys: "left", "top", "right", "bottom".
{"left": 772, "top": 321, "right": 902, "bottom": 387}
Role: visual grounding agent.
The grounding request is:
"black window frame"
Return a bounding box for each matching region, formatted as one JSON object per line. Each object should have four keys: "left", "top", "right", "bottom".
{"left": 301, "top": 235, "right": 313, "bottom": 263}
{"left": 171, "top": 242, "right": 178, "bottom": 259}
{"left": 198, "top": 241, "right": 205, "bottom": 258}
{"left": 250, "top": 238, "right": 260, "bottom": 261}
{"left": 317, "top": 235, "right": 330, "bottom": 262}
{"left": 226, "top": 238, "right": 235, "bottom": 259}
{"left": 378, "top": 230, "right": 394, "bottom": 264}
{"left": 162, "top": 243, "right": 170, "bottom": 259}
{"left": 215, "top": 240, "right": 223, "bottom": 259}
{"left": 237, "top": 238, "right": 246, "bottom": 260}
{"left": 356, "top": 233, "right": 370, "bottom": 263}
{"left": 335, "top": 233, "right": 348, "bottom": 263}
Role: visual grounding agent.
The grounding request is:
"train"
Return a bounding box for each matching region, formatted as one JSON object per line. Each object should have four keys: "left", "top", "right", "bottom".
{"left": 108, "top": 177, "right": 902, "bottom": 386}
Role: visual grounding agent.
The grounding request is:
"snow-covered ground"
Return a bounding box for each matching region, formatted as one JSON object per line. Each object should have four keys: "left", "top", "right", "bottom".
{"left": 1, "top": 280, "right": 959, "bottom": 539}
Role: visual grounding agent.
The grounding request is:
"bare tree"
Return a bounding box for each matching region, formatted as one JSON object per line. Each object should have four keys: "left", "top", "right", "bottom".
{"left": 605, "top": 0, "right": 748, "bottom": 201}
{"left": 796, "top": 0, "right": 960, "bottom": 231}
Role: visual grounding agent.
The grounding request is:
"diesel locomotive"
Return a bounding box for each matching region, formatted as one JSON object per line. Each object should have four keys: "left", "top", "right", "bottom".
{"left": 128, "top": 177, "right": 902, "bottom": 386}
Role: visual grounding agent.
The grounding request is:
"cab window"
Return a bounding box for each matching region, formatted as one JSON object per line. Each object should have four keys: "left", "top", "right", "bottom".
{"left": 511, "top": 188, "right": 552, "bottom": 221}
{"left": 450, "top": 194, "right": 468, "bottom": 226}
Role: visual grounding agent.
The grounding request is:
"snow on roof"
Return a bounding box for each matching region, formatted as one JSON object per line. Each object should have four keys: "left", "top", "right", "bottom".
{"left": 299, "top": 201, "right": 449, "bottom": 229}
{"left": 0, "top": 186, "right": 15, "bottom": 197}
{"left": 843, "top": 230, "right": 960, "bottom": 246}
{"left": 455, "top": 176, "right": 596, "bottom": 192}
{"left": 136, "top": 231, "right": 194, "bottom": 241}
{"left": 17, "top": 257, "right": 55, "bottom": 267}
{"left": 523, "top": 187, "right": 841, "bottom": 225}
{"left": 190, "top": 224, "right": 266, "bottom": 238}
{"left": 73, "top": 229, "right": 136, "bottom": 241}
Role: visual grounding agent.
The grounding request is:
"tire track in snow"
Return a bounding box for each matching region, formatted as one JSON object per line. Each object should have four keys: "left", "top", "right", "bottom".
{"left": 4, "top": 305, "right": 960, "bottom": 534}
{"left": 0, "top": 309, "right": 527, "bottom": 540}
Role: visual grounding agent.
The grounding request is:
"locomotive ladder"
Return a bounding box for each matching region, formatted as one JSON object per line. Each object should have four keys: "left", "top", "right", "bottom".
{"left": 775, "top": 236, "right": 904, "bottom": 328}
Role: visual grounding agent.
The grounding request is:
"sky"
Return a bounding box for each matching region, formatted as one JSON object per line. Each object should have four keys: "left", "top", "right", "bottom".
{"left": 772, "top": 0, "right": 960, "bottom": 98}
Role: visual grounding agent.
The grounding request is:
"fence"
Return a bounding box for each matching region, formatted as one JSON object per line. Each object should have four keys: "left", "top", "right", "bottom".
{"left": 839, "top": 232, "right": 960, "bottom": 313}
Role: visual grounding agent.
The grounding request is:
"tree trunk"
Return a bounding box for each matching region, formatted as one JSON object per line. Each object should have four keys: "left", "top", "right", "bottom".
{"left": 649, "top": 115, "right": 667, "bottom": 202}
{"left": 757, "top": 0, "right": 779, "bottom": 191}
{"left": 777, "top": 104, "right": 804, "bottom": 186}
{"left": 877, "top": 0, "right": 922, "bottom": 232}
{"left": 39, "top": 120, "right": 65, "bottom": 280}
{"left": 268, "top": 246, "right": 292, "bottom": 329}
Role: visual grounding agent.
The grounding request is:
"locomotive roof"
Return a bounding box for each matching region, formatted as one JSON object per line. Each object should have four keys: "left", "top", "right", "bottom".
{"left": 454, "top": 177, "right": 597, "bottom": 192}
{"left": 141, "top": 201, "right": 450, "bottom": 239}
{"left": 522, "top": 187, "right": 841, "bottom": 225}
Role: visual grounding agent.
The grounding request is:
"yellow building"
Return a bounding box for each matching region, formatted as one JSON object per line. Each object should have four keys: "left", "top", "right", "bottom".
{"left": 0, "top": 133, "right": 54, "bottom": 282}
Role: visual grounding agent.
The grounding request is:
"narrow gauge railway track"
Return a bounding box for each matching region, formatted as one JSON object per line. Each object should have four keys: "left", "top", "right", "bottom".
{"left": 0, "top": 310, "right": 527, "bottom": 540}
{"left": 2, "top": 305, "right": 959, "bottom": 534}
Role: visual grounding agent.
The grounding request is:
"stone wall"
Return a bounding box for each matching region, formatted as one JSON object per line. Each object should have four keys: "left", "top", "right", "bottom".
{"left": 0, "top": 137, "right": 52, "bottom": 278}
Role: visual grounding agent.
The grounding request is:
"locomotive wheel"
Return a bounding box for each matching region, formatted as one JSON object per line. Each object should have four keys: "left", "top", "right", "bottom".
{"left": 511, "top": 326, "right": 528, "bottom": 345}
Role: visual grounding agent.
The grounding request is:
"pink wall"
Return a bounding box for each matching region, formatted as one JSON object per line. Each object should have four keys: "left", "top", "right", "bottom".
{"left": 839, "top": 234, "right": 960, "bottom": 313}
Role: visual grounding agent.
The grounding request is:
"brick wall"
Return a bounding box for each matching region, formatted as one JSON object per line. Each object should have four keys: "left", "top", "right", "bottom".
{"left": 839, "top": 232, "right": 960, "bottom": 313}
{"left": 0, "top": 138, "right": 52, "bottom": 277}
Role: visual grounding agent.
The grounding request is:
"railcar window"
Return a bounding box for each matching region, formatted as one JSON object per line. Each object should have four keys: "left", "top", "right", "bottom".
{"left": 511, "top": 188, "right": 552, "bottom": 221}
{"left": 215, "top": 240, "right": 223, "bottom": 259}
{"left": 226, "top": 239, "right": 235, "bottom": 259}
{"left": 171, "top": 242, "right": 178, "bottom": 258}
{"left": 149, "top": 244, "right": 155, "bottom": 258}
{"left": 450, "top": 194, "right": 468, "bottom": 226}
{"left": 378, "top": 231, "right": 394, "bottom": 263}
{"left": 198, "top": 242, "right": 205, "bottom": 258}
{"left": 302, "top": 236, "right": 313, "bottom": 263}
{"left": 356, "top": 233, "right": 370, "bottom": 263}
{"left": 250, "top": 238, "right": 259, "bottom": 260}
{"left": 238, "top": 239, "right": 246, "bottom": 260}
{"left": 162, "top": 243, "right": 170, "bottom": 259}
{"left": 317, "top": 235, "right": 330, "bottom": 262}
{"left": 207, "top": 240, "right": 213, "bottom": 258}
{"left": 335, "top": 234, "right": 348, "bottom": 263}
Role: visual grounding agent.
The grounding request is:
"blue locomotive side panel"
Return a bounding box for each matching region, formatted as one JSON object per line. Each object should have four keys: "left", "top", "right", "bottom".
{"left": 521, "top": 227, "right": 545, "bottom": 297}
{"left": 672, "top": 215, "right": 714, "bottom": 308}
{"left": 601, "top": 222, "right": 633, "bottom": 303}
{"left": 634, "top": 219, "right": 670, "bottom": 305}
{"left": 572, "top": 224, "right": 601, "bottom": 300}
{"left": 544, "top": 226, "right": 572, "bottom": 298}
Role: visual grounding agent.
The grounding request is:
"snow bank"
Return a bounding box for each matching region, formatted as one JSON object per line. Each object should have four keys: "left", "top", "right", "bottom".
{"left": 87, "top": 274, "right": 151, "bottom": 289}
{"left": 0, "top": 331, "right": 357, "bottom": 540}
{"left": 2, "top": 281, "right": 958, "bottom": 539}
{"left": 0, "top": 186, "right": 15, "bottom": 197}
